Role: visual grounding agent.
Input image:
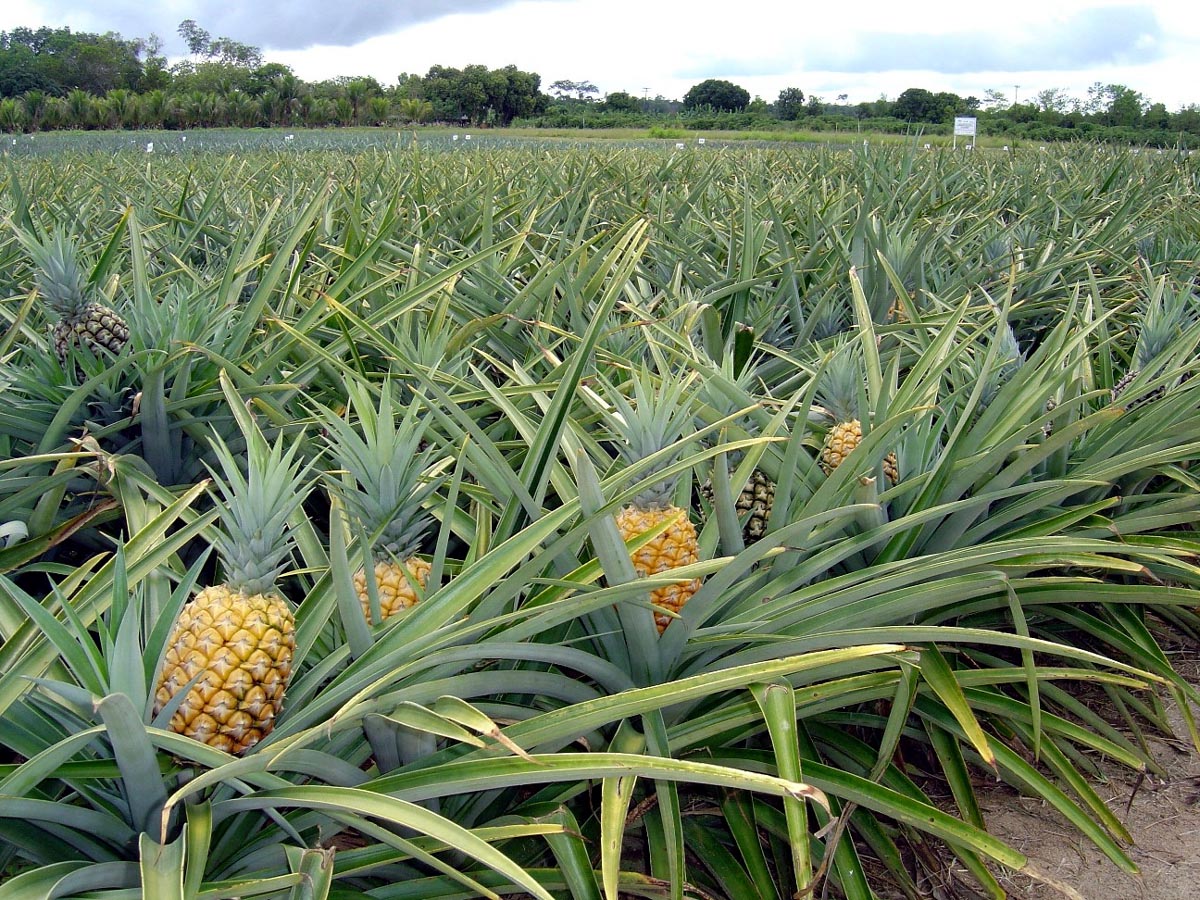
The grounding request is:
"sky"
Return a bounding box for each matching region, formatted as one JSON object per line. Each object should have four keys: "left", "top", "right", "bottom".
{"left": 2, "top": 0, "right": 1197, "bottom": 111}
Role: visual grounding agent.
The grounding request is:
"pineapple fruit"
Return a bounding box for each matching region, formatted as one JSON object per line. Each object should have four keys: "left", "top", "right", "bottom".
{"left": 700, "top": 469, "right": 774, "bottom": 543}
{"left": 595, "top": 369, "right": 701, "bottom": 632}
{"left": 975, "top": 316, "right": 1025, "bottom": 415}
{"left": 16, "top": 227, "right": 129, "bottom": 366}
{"left": 1111, "top": 283, "right": 1189, "bottom": 409}
{"left": 735, "top": 468, "right": 775, "bottom": 541}
{"left": 154, "top": 424, "right": 311, "bottom": 755}
{"left": 817, "top": 346, "right": 899, "bottom": 485}
{"left": 695, "top": 353, "right": 776, "bottom": 545}
{"left": 321, "top": 382, "right": 439, "bottom": 625}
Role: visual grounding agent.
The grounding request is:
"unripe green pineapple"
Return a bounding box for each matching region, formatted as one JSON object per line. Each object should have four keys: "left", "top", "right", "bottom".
{"left": 321, "top": 382, "right": 440, "bottom": 625}
{"left": 695, "top": 349, "right": 776, "bottom": 545}
{"left": 699, "top": 468, "right": 775, "bottom": 542}
{"left": 16, "top": 227, "right": 128, "bottom": 365}
{"left": 155, "top": 424, "right": 311, "bottom": 755}
{"left": 1111, "top": 283, "right": 1189, "bottom": 409}
{"left": 975, "top": 317, "right": 1025, "bottom": 415}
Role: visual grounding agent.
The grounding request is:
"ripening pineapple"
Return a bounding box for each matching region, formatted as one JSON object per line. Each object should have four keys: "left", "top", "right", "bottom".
{"left": 16, "top": 227, "right": 129, "bottom": 366}
{"left": 595, "top": 369, "right": 702, "bottom": 633}
{"left": 887, "top": 290, "right": 920, "bottom": 325}
{"left": 154, "top": 424, "right": 311, "bottom": 755}
{"left": 1111, "top": 283, "right": 1189, "bottom": 409}
{"left": 321, "top": 382, "right": 439, "bottom": 625}
{"left": 817, "top": 346, "right": 899, "bottom": 485}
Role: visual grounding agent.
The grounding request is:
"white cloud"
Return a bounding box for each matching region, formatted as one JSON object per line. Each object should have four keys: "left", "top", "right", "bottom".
{"left": 3, "top": 0, "right": 1197, "bottom": 109}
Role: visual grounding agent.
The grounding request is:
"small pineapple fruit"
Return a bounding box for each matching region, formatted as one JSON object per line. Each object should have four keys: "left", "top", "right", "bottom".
{"left": 696, "top": 350, "right": 776, "bottom": 544}
{"left": 155, "top": 423, "right": 311, "bottom": 754}
{"left": 975, "top": 316, "right": 1025, "bottom": 415}
{"left": 595, "top": 369, "right": 701, "bottom": 632}
{"left": 736, "top": 468, "right": 776, "bottom": 540}
{"left": 1111, "top": 283, "right": 1189, "bottom": 409}
{"left": 887, "top": 290, "right": 919, "bottom": 325}
{"left": 1042, "top": 394, "right": 1058, "bottom": 438}
{"left": 16, "top": 227, "right": 129, "bottom": 366}
{"left": 817, "top": 345, "right": 898, "bottom": 485}
{"left": 322, "top": 382, "right": 439, "bottom": 625}
{"left": 700, "top": 468, "right": 775, "bottom": 543}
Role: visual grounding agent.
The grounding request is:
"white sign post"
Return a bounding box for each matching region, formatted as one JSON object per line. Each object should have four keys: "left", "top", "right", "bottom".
{"left": 953, "top": 116, "right": 977, "bottom": 150}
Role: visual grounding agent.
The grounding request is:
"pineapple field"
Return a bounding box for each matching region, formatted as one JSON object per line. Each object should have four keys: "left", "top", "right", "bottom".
{"left": 1, "top": 132, "right": 1200, "bottom": 899}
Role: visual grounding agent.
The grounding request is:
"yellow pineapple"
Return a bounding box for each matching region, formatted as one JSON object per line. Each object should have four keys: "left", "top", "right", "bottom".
{"left": 15, "top": 227, "right": 129, "bottom": 367}
{"left": 321, "top": 382, "right": 439, "bottom": 625}
{"left": 596, "top": 369, "right": 701, "bottom": 633}
{"left": 154, "top": 423, "right": 311, "bottom": 754}
{"left": 817, "top": 346, "right": 898, "bottom": 485}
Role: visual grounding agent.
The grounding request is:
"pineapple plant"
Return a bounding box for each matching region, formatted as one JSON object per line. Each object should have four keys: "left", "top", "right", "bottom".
{"left": 817, "top": 345, "right": 899, "bottom": 485}
{"left": 15, "top": 226, "right": 129, "bottom": 366}
{"left": 321, "top": 381, "right": 440, "bottom": 625}
{"left": 695, "top": 350, "right": 776, "bottom": 544}
{"left": 975, "top": 316, "right": 1025, "bottom": 414}
{"left": 592, "top": 368, "right": 702, "bottom": 632}
{"left": 1111, "top": 280, "right": 1191, "bottom": 409}
{"left": 154, "top": 422, "right": 311, "bottom": 755}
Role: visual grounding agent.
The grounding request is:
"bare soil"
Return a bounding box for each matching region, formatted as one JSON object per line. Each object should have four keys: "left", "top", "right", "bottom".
{"left": 971, "top": 644, "right": 1200, "bottom": 900}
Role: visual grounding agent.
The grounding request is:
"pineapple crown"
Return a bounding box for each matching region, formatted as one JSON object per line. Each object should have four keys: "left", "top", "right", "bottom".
{"left": 696, "top": 346, "right": 766, "bottom": 466}
{"left": 205, "top": 423, "right": 313, "bottom": 597}
{"left": 977, "top": 315, "right": 1025, "bottom": 409}
{"left": 15, "top": 226, "right": 95, "bottom": 317}
{"left": 1133, "top": 280, "right": 1193, "bottom": 372}
{"left": 808, "top": 291, "right": 849, "bottom": 342}
{"left": 321, "top": 381, "right": 439, "bottom": 559}
{"left": 982, "top": 235, "right": 1013, "bottom": 271}
{"left": 591, "top": 366, "right": 699, "bottom": 508}
{"left": 815, "top": 341, "right": 866, "bottom": 425}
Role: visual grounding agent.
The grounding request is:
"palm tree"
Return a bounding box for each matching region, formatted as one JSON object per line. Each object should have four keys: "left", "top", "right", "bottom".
{"left": 139, "top": 90, "right": 173, "bottom": 130}
{"left": 0, "top": 97, "right": 24, "bottom": 133}
{"left": 303, "top": 97, "right": 334, "bottom": 127}
{"left": 272, "top": 74, "right": 305, "bottom": 127}
{"left": 105, "top": 90, "right": 140, "bottom": 129}
{"left": 368, "top": 96, "right": 392, "bottom": 126}
{"left": 41, "top": 97, "right": 67, "bottom": 131}
{"left": 258, "top": 89, "right": 282, "bottom": 127}
{"left": 180, "top": 91, "right": 208, "bottom": 128}
{"left": 398, "top": 98, "right": 433, "bottom": 124}
{"left": 94, "top": 95, "right": 120, "bottom": 130}
{"left": 65, "top": 89, "right": 96, "bottom": 130}
{"left": 20, "top": 90, "right": 47, "bottom": 132}
{"left": 227, "top": 91, "right": 260, "bottom": 128}
{"left": 344, "top": 78, "right": 373, "bottom": 125}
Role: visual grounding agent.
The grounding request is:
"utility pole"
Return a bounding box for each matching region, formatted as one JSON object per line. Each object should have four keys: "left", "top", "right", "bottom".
{"left": 1014, "top": 84, "right": 1020, "bottom": 106}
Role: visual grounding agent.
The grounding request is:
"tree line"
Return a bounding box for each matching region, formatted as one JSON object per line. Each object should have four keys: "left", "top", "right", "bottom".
{"left": 0, "top": 25, "right": 547, "bottom": 130}
{"left": 2, "top": 24, "right": 1198, "bottom": 146}
{"left": 541, "top": 79, "right": 1200, "bottom": 147}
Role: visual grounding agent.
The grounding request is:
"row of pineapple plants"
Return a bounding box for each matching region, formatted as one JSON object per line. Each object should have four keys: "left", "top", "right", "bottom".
{"left": 0, "top": 139, "right": 1198, "bottom": 898}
